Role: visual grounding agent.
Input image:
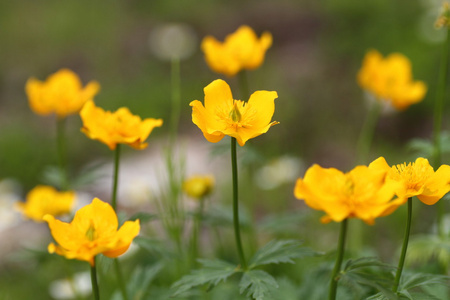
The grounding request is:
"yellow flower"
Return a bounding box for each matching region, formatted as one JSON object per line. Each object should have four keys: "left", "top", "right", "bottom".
{"left": 44, "top": 198, "right": 140, "bottom": 266}
{"left": 201, "top": 25, "right": 272, "bottom": 77}
{"left": 80, "top": 100, "right": 163, "bottom": 150}
{"left": 369, "top": 157, "right": 450, "bottom": 205}
{"left": 25, "top": 69, "right": 100, "bottom": 118}
{"left": 190, "top": 79, "right": 278, "bottom": 146}
{"left": 294, "top": 164, "right": 404, "bottom": 225}
{"left": 357, "top": 50, "right": 427, "bottom": 110}
{"left": 16, "top": 185, "right": 74, "bottom": 222}
{"left": 183, "top": 175, "right": 214, "bottom": 199}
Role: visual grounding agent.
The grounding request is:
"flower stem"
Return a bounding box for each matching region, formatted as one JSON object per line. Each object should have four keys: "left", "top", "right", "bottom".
{"left": 238, "top": 70, "right": 250, "bottom": 101}
{"left": 329, "top": 218, "right": 348, "bottom": 300}
{"left": 393, "top": 197, "right": 413, "bottom": 293}
{"left": 170, "top": 56, "right": 181, "bottom": 147}
{"left": 114, "top": 258, "right": 129, "bottom": 300}
{"left": 111, "top": 144, "right": 121, "bottom": 211}
{"left": 357, "top": 99, "right": 381, "bottom": 164}
{"left": 90, "top": 257, "right": 100, "bottom": 300}
{"left": 231, "top": 137, "right": 247, "bottom": 270}
{"left": 56, "top": 116, "right": 69, "bottom": 190}
{"left": 433, "top": 26, "right": 450, "bottom": 239}
{"left": 190, "top": 197, "right": 205, "bottom": 266}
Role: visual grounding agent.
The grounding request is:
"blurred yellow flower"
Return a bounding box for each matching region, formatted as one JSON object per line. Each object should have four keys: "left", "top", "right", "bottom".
{"left": 294, "top": 164, "right": 404, "bottom": 225}
{"left": 44, "top": 198, "right": 140, "bottom": 266}
{"left": 25, "top": 69, "right": 100, "bottom": 118}
{"left": 183, "top": 175, "right": 214, "bottom": 199}
{"left": 369, "top": 157, "right": 450, "bottom": 205}
{"left": 80, "top": 100, "right": 163, "bottom": 150}
{"left": 190, "top": 79, "right": 278, "bottom": 146}
{"left": 17, "top": 185, "right": 74, "bottom": 222}
{"left": 357, "top": 50, "right": 427, "bottom": 110}
{"left": 201, "top": 25, "right": 272, "bottom": 77}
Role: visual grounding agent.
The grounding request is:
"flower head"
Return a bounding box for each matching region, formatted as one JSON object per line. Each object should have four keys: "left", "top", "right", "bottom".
{"left": 201, "top": 25, "right": 272, "bottom": 77}
{"left": 183, "top": 175, "right": 214, "bottom": 199}
{"left": 26, "top": 69, "right": 100, "bottom": 118}
{"left": 80, "top": 100, "right": 163, "bottom": 150}
{"left": 294, "top": 164, "right": 404, "bottom": 225}
{"left": 44, "top": 198, "right": 140, "bottom": 266}
{"left": 190, "top": 79, "right": 278, "bottom": 146}
{"left": 357, "top": 50, "right": 427, "bottom": 110}
{"left": 369, "top": 157, "right": 450, "bottom": 205}
{"left": 17, "top": 185, "right": 74, "bottom": 222}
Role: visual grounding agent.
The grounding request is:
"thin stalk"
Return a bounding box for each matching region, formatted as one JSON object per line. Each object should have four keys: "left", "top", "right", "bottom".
{"left": 190, "top": 198, "right": 205, "bottom": 266}
{"left": 238, "top": 70, "right": 250, "bottom": 101}
{"left": 393, "top": 198, "right": 413, "bottom": 293}
{"left": 433, "top": 26, "right": 450, "bottom": 238}
{"left": 114, "top": 258, "right": 129, "bottom": 300}
{"left": 90, "top": 257, "right": 100, "bottom": 300}
{"left": 56, "top": 116, "right": 69, "bottom": 190}
{"left": 231, "top": 137, "right": 247, "bottom": 270}
{"left": 329, "top": 218, "right": 348, "bottom": 300}
{"left": 111, "top": 144, "right": 121, "bottom": 211}
{"left": 357, "top": 100, "right": 382, "bottom": 164}
{"left": 169, "top": 56, "right": 181, "bottom": 147}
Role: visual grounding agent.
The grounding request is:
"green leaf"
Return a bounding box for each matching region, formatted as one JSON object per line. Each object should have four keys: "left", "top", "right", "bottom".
{"left": 134, "top": 236, "right": 175, "bottom": 259}
{"left": 406, "top": 234, "right": 450, "bottom": 267}
{"left": 399, "top": 272, "right": 450, "bottom": 292}
{"left": 249, "top": 240, "right": 319, "bottom": 269}
{"left": 239, "top": 270, "right": 278, "bottom": 300}
{"left": 128, "top": 212, "right": 157, "bottom": 223}
{"left": 171, "top": 259, "right": 238, "bottom": 296}
{"left": 127, "top": 262, "right": 165, "bottom": 300}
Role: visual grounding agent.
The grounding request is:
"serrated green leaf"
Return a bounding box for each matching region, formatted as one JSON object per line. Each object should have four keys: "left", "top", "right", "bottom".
{"left": 400, "top": 272, "right": 450, "bottom": 291}
{"left": 249, "top": 240, "right": 318, "bottom": 269}
{"left": 398, "top": 291, "right": 442, "bottom": 300}
{"left": 239, "top": 270, "right": 278, "bottom": 300}
{"left": 127, "top": 262, "right": 164, "bottom": 300}
{"left": 171, "top": 259, "right": 238, "bottom": 296}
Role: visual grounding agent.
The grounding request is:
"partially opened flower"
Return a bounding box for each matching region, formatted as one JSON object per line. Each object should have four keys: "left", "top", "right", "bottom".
{"left": 183, "top": 175, "right": 214, "bottom": 199}
{"left": 17, "top": 185, "right": 74, "bottom": 222}
{"left": 190, "top": 79, "right": 278, "bottom": 146}
{"left": 369, "top": 157, "right": 450, "bottom": 205}
{"left": 357, "top": 50, "right": 427, "bottom": 110}
{"left": 80, "top": 100, "right": 163, "bottom": 150}
{"left": 294, "top": 164, "right": 404, "bottom": 224}
{"left": 44, "top": 198, "right": 140, "bottom": 266}
{"left": 201, "top": 25, "right": 272, "bottom": 77}
{"left": 26, "top": 69, "right": 100, "bottom": 118}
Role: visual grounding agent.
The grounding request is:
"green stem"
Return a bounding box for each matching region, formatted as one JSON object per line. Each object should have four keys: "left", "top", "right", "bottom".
{"left": 190, "top": 198, "right": 205, "bottom": 266}
{"left": 170, "top": 56, "right": 181, "bottom": 147}
{"left": 357, "top": 100, "right": 381, "bottom": 164}
{"left": 238, "top": 70, "right": 250, "bottom": 101}
{"left": 111, "top": 144, "right": 121, "bottom": 211}
{"left": 56, "top": 116, "right": 69, "bottom": 190}
{"left": 114, "top": 258, "right": 129, "bottom": 300}
{"left": 433, "top": 27, "right": 450, "bottom": 238}
{"left": 231, "top": 137, "right": 247, "bottom": 270}
{"left": 393, "top": 198, "right": 413, "bottom": 293}
{"left": 90, "top": 257, "right": 100, "bottom": 300}
{"left": 329, "top": 218, "right": 348, "bottom": 300}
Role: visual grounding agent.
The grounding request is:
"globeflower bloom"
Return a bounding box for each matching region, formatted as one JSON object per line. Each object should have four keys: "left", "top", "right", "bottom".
{"left": 17, "top": 185, "right": 74, "bottom": 222}
{"left": 25, "top": 69, "right": 100, "bottom": 118}
{"left": 294, "top": 164, "right": 404, "bottom": 225}
{"left": 44, "top": 198, "right": 140, "bottom": 266}
{"left": 80, "top": 100, "right": 163, "bottom": 150}
{"left": 357, "top": 50, "right": 427, "bottom": 110}
{"left": 201, "top": 25, "right": 272, "bottom": 77}
{"left": 190, "top": 79, "right": 278, "bottom": 146}
{"left": 183, "top": 175, "right": 214, "bottom": 199}
{"left": 369, "top": 157, "right": 450, "bottom": 205}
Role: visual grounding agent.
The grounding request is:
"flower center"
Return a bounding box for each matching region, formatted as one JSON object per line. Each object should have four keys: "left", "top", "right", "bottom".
{"left": 229, "top": 101, "right": 242, "bottom": 122}
{"left": 391, "top": 162, "right": 431, "bottom": 191}
{"left": 85, "top": 222, "right": 96, "bottom": 241}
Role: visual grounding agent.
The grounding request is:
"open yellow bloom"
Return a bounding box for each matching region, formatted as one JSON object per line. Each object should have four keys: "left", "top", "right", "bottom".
{"left": 294, "top": 164, "right": 404, "bottom": 225}
{"left": 16, "top": 185, "right": 74, "bottom": 222}
{"left": 201, "top": 25, "right": 272, "bottom": 77}
{"left": 26, "top": 69, "right": 100, "bottom": 118}
{"left": 80, "top": 100, "right": 163, "bottom": 150}
{"left": 369, "top": 157, "right": 450, "bottom": 205}
{"left": 44, "top": 198, "right": 140, "bottom": 266}
{"left": 357, "top": 50, "right": 427, "bottom": 110}
{"left": 183, "top": 175, "right": 214, "bottom": 199}
{"left": 190, "top": 79, "right": 278, "bottom": 146}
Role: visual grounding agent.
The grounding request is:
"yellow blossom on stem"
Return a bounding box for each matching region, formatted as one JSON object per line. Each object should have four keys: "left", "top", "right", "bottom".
{"left": 369, "top": 157, "right": 450, "bottom": 205}
{"left": 80, "top": 100, "right": 163, "bottom": 150}
{"left": 294, "top": 164, "right": 405, "bottom": 225}
{"left": 201, "top": 25, "right": 272, "bottom": 77}
{"left": 44, "top": 198, "right": 140, "bottom": 266}
{"left": 183, "top": 175, "right": 214, "bottom": 199}
{"left": 25, "top": 69, "right": 100, "bottom": 118}
{"left": 190, "top": 79, "right": 278, "bottom": 146}
{"left": 17, "top": 185, "right": 74, "bottom": 222}
{"left": 357, "top": 50, "right": 427, "bottom": 110}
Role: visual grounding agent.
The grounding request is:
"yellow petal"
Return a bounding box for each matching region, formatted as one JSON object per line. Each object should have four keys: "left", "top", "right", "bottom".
{"left": 246, "top": 90, "right": 278, "bottom": 128}
{"left": 190, "top": 100, "right": 225, "bottom": 143}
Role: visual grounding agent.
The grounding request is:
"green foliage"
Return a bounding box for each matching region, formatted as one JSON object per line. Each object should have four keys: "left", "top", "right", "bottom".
{"left": 239, "top": 270, "right": 278, "bottom": 300}
{"left": 134, "top": 236, "right": 175, "bottom": 259}
{"left": 407, "top": 234, "right": 450, "bottom": 267}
